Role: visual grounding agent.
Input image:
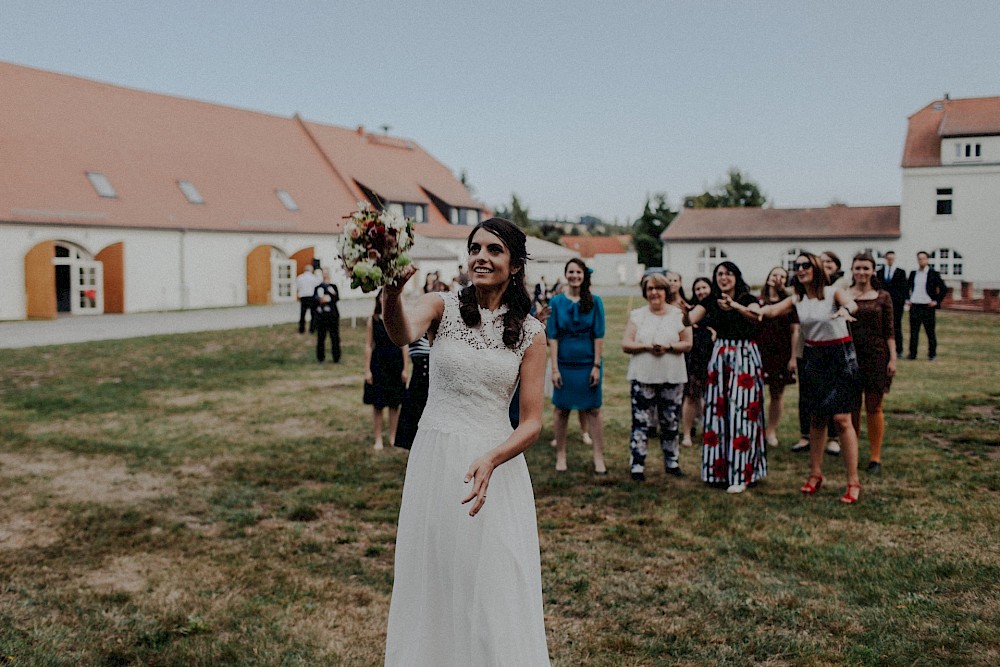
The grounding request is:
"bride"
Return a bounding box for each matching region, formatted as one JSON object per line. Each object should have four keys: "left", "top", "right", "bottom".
{"left": 381, "top": 218, "right": 551, "bottom": 665}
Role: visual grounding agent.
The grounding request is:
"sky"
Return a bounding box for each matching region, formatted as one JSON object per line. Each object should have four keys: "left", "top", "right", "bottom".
{"left": 2, "top": 1, "right": 998, "bottom": 224}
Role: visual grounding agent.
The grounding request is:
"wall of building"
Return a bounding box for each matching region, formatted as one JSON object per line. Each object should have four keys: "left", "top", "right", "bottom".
{"left": 662, "top": 238, "right": 899, "bottom": 288}
{"left": 900, "top": 164, "right": 1000, "bottom": 287}
{"left": 587, "top": 251, "right": 644, "bottom": 286}
{"left": 0, "top": 224, "right": 362, "bottom": 321}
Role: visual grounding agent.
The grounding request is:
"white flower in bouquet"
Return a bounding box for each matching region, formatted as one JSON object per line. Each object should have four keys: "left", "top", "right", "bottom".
{"left": 340, "top": 202, "right": 416, "bottom": 293}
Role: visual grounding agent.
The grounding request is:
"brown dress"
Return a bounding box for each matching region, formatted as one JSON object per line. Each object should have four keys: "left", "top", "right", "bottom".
{"left": 851, "top": 290, "right": 894, "bottom": 394}
{"left": 756, "top": 298, "right": 795, "bottom": 389}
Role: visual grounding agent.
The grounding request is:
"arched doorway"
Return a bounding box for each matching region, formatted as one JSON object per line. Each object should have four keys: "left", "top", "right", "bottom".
{"left": 246, "top": 245, "right": 296, "bottom": 305}
{"left": 24, "top": 240, "right": 105, "bottom": 318}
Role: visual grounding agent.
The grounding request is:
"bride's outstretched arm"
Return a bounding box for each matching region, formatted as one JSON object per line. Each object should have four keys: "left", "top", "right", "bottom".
{"left": 462, "top": 330, "right": 547, "bottom": 517}
{"left": 382, "top": 266, "right": 444, "bottom": 346}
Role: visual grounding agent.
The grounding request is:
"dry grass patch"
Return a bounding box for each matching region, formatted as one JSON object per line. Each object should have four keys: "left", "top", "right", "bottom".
{"left": 0, "top": 450, "right": 174, "bottom": 504}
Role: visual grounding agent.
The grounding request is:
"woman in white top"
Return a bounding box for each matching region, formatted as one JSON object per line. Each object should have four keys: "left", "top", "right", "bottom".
{"left": 761, "top": 252, "right": 862, "bottom": 504}
{"left": 621, "top": 273, "right": 692, "bottom": 481}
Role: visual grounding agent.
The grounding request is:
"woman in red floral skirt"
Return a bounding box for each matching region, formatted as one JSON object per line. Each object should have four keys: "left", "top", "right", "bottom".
{"left": 683, "top": 261, "right": 766, "bottom": 494}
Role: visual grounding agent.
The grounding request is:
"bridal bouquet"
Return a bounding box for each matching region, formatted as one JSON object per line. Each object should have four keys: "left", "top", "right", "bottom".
{"left": 340, "top": 203, "right": 415, "bottom": 293}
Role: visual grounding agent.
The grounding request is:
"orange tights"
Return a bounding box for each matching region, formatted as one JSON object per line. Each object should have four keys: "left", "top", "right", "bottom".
{"left": 852, "top": 391, "right": 885, "bottom": 463}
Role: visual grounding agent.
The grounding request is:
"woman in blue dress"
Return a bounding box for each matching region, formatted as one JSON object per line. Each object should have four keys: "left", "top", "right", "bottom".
{"left": 547, "top": 258, "right": 607, "bottom": 474}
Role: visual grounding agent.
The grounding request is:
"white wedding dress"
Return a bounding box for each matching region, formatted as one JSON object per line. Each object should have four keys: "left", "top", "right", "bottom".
{"left": 385, "top": 292, "right": 550, "bottom": 666}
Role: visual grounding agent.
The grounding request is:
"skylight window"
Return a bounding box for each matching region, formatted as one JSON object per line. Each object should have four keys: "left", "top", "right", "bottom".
{"left": 177, "top": 180, "right": 205, "bottom": 205}
{"left": 86, "top": 172, "right": 118, "bottom": 199}
{"left": 276, "top": 189, "right": 299, "bottom": 211}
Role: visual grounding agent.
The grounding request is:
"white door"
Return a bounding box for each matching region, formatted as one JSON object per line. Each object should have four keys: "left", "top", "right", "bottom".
{"left": 71, "top": 260, "right": 104, "bottom": 315}
{"left": 271, "top": 259, "right": 296, "bottom": 302}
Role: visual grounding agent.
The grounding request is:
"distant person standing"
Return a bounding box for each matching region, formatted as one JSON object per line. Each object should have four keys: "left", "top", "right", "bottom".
{"left": 455, "top": 264, "right": 471, "bottom": 288}
{"left": 296, "top": 264, "right": 321, "bottom": 334}
{"left": 906, "top": 251, "right": 947, "bottom": 360}
{"left": 879, "top": 251, "right": 908, "bottom": 356}
{"left": 313, "top": 269, "right": 341, "bottom": 363}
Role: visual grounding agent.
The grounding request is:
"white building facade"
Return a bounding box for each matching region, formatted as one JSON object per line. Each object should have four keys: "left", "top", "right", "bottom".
{"left": 898, "top": 97, "right": 1000, "bottom": 288}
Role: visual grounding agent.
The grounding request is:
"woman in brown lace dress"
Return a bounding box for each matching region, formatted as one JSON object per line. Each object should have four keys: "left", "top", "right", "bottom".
{"left": 756, "top": 266, "right": 796, "bottom": 448}
{"left": 848, "top": 254, "right": 897, "bottom": 474}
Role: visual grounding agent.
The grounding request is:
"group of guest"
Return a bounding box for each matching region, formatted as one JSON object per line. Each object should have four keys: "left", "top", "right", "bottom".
{"left": 356, "top": 246, "right": 937, "bottom": 506}
{"left": 542, "top": 249, "right": 910, "bottom": 504}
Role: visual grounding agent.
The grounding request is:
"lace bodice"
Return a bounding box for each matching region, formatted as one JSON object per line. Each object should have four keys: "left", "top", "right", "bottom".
{"left": 419, "top": 292, "right": 543, "bottom": 435}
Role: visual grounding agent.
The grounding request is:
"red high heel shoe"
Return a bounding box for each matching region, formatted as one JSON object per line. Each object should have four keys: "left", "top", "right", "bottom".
{"left": 840, "top": 483, "right": 862, "bottom": 504}
{"left": 800, "top": 474, "right": 824, "bottom": 494}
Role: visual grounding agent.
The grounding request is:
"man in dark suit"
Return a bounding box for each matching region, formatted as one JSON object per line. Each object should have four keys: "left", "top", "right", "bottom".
{"left": 906, "top": 251, "right": 947, "bottom": 360}
{"left": 313, "top": 269, "right": 341, "bottom": 363}
{"left": 878, "top": 251, "right": 909, "bottom": 355}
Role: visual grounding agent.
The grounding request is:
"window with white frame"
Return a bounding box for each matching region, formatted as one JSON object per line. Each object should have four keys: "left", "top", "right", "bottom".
{"left": 936, "top": 188, "right": 953, "bottom": 216}
{"left": 697, "top": 246, "right": 728, "bottom": 276}
{"left": 954, "top": 142, "right": 982, "bottom": 160}
{"left": 402, "top": 202, "right": 427, "bottom": 223}
{"left": 928, "top": 248, "right": 963, "bottom": 278}
{"left": 450, "top": 207, "right": 480, "bottom": 226}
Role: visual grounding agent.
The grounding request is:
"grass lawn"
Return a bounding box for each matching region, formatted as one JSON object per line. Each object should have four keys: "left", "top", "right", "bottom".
{"left": 1, "top": 299, "right": 997, "bottom": 666}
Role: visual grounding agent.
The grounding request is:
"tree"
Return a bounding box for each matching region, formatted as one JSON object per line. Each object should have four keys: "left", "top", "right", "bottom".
{"left": 684, "top": 168, "right": 766, "bottom": 208}
{"left": 632, "top": 193, "right": 677, "bottom": 268}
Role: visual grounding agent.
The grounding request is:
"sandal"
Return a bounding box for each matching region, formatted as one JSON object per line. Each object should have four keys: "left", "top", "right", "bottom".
{"left": 840, "top": 483, "right": 862, "bottom": 504}
{"left": 800, "top": 474, "right": 824, "bottom": 495}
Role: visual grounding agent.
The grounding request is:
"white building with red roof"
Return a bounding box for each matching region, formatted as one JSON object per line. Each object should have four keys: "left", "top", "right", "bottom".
{"left": 661, "top": 95, "right": 1000, "bottom": 290}
{"left": 660, "top": 205, "right": 900, "bottom": 285}
{"left": 0, "top": 61, "right": 493, "bottom": 321}
{"left": 559, "top": 235, "right": 642, "bottom": 286}
{"left": 899, "top": 96, "right": 1000, "bottom": 287}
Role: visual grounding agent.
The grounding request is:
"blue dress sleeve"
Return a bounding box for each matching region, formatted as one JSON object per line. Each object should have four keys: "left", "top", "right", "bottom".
{"left": 546, "top": 296, "right": 559, "bottom": 340}
{"left": 593, "top": 296, "right": 605, "bottom": 339}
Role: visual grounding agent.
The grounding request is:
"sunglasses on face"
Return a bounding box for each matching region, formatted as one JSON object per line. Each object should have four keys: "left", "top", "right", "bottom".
{"left": 793, "top": 262, "right": 812, "bottom": 271}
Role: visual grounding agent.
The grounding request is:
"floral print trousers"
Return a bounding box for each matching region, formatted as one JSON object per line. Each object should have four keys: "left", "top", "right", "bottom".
{"left": 629, "top": 381, "right": 684, "bottom": 474}
{"left": 701, "top": 339, "right": 767, "bottom": 487}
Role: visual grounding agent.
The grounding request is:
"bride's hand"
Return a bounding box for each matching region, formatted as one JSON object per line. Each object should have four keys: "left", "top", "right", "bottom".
{"left": 462, "top": 455, "right": 495, "bottom": 517}
{"left": 385, "top": 264, "right": 418, "bottom": 296}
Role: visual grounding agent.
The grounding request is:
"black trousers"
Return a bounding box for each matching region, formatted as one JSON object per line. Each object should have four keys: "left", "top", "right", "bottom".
{"left": 891, "top": 299, "right": 905, "bottom": 355}
{"left": 909, "top": 304, "right": 937, "bottom": 359}
{"left": 299, "top": 297, "right": 317, "bottom": 333}
{"left": 315, "top": 315, "right": 341, "bottom": 362}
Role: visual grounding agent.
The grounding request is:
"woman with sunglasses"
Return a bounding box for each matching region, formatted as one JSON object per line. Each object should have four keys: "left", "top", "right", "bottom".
{"left": 683, "top": 261, "right": 767, "bottom": 494}
{"left": 760, "top": 253, "right": 862, "bottom": 504}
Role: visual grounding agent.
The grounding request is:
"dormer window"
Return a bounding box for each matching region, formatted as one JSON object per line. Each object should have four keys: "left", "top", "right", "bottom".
{"left": 276, "top": 189, "right": 299, "bottom": 211}
{"left": 450, "top": 207, "right": 480, "bottom": 226}
{"left": 388, "top": 202, "right": 427, "bottom": 223}
{"left": 177, "top": 180, "right": 205, "bottom": 204}
{"left": 403, "top": 203, "right": 427, "bottom": 223}
{"left": 86, "top": 172, "right": 118, "bottom": 199}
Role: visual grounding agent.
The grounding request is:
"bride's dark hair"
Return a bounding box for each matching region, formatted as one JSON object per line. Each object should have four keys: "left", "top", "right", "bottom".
{"left": 458, "top": 217, "right": 532, "bottom": 349}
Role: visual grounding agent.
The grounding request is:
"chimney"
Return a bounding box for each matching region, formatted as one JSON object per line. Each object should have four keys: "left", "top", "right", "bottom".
{"left": 356, "top": 125, "right": 365, "bottom": 136}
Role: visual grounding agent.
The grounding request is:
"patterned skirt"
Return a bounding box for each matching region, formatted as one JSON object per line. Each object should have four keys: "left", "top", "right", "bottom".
{"left": 701, "top": 339, "right": 767, "bottom": 487}
{"left": 800, "top": 341, "right": 861, "bottom": 417}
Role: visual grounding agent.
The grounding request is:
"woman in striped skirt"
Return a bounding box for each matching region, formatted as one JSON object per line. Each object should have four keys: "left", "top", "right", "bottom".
{"left": 683, "top": 261, "right": 766, "bottom": 494}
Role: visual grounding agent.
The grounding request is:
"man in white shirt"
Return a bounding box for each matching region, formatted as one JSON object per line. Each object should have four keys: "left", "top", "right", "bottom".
{"left": 296, "top": 264, "right": 321, "bottom": 334}
{"left": 906, "top": 251, "right": 947, "bottom": 360}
